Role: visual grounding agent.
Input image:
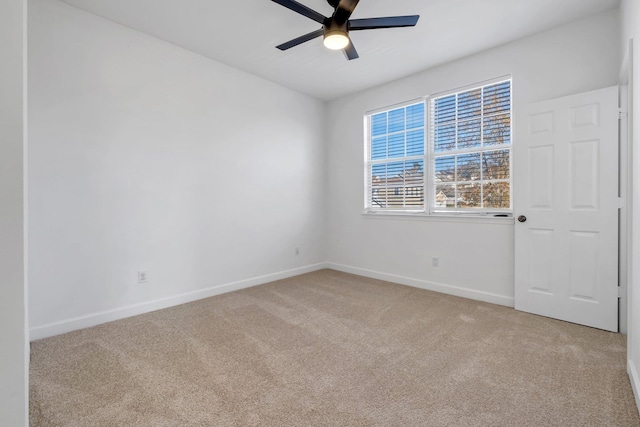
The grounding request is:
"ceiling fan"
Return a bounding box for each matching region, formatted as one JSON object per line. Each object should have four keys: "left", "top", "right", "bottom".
{"left": 271, "top": 0, "right": 420, "bottom": 60}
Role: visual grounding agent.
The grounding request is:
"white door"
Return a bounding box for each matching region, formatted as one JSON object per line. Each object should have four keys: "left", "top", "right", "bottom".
{"left": 514, "top": 86, "right": 619, "bottom": 332}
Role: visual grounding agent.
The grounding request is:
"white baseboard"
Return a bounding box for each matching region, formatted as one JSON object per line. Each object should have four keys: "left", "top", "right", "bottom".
{"left": 327, "top": 262, "right": 514, "bottom": 308}
{"left": 29, "top": 263, "right": 329, "bottom": 341}
{"left": 30, "top": 262, "right": 515, "bottom": 340}
{"left": 629, "top": 359, "right": 640, "bottom": 415}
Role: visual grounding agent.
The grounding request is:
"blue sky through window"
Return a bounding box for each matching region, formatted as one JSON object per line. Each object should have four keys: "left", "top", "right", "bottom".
{"left": 370, "top": 102, "right": 425, "bottom": 177}
{"left": 368, "top": 101, "right": 426, "bottom": 210}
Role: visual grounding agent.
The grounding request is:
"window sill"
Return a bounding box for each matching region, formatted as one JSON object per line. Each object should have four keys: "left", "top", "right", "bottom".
{"left": 361, "top": 211, "right": 515, "bottom": 225}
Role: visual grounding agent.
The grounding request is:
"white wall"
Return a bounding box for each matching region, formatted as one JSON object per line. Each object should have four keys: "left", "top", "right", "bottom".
{"left": 0, "top": 0, "right": 27, "bottom": 424}
{"left": 28, "top": 0, "right": 327, "bottom": 339}
{"left": 620, "top": 0, "right": 640, "bottom": 412}
{"left": 21, "top": 0, "right": 639, "bottom": 416}
{"left": 326, "top": 10, "right": 620, "bottom": 306}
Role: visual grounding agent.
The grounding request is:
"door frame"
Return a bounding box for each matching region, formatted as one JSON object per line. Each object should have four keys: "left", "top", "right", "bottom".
{"left": 619, "top": 38, "right": 634, "bottom": 345}
{"left": 619, "top": 64, "right": 630, "bottom": 335}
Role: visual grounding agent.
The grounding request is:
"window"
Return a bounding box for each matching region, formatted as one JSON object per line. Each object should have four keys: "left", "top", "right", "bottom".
{"left": 365, "top": 101, "right": 426, "bottom": 211}
{"left": 431, "top": 79, "right": 512, "bottom": 213}
{"left": 364, "top": 77, "right": 512, "bottom": 216}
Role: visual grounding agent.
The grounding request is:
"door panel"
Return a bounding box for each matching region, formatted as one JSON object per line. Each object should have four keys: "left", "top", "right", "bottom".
{"left": 515, "top": 86, "right": 619, "bottom": 332}
{"left": 527, "top": 228, "right": 554, "bottom": 294}
{"left": 569, "top": 140, "right": 599, "bottom": 209}
{"left": 528, "top": 145, "right": 554, "bottom": 208}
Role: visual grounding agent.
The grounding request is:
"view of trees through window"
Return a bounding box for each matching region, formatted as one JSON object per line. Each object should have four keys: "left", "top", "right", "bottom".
{"left": 365, "top": 78, "right": 512, "bottom": 213}
{"left": 432, "top": 79, "right": 511, "bottom": 211}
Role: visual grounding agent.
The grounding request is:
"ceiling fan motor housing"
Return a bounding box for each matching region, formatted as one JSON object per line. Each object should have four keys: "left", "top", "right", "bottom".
{"left": 324, "top": 19, "right": 348, "bottom": 38}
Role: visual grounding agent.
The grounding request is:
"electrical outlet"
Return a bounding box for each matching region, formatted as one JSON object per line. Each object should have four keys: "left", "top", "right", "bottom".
{"left": 432, "top": 257, "right": 439, "bottom": 267}
{"left": 138, "top": 270, "right": 148, "bottom": 283}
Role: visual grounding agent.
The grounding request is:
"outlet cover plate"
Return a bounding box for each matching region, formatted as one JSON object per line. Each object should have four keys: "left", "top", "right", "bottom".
{"left": 138, "top": 270, "right": 148, "bottom": 283}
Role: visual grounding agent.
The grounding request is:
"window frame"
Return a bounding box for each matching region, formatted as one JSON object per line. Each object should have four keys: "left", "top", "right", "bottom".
{"left": 363, "top": 76, "right": 513, "bottom": 219}
{"left": 364, "top": 98, "right": 428, "bottom": 213}
{"left": 427, "top": 76, "right": 513, "bottom": 216}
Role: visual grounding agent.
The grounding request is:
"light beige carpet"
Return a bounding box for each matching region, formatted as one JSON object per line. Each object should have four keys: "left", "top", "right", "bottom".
{"left": 30, "top": 269, "right": 640, "bottom": 426}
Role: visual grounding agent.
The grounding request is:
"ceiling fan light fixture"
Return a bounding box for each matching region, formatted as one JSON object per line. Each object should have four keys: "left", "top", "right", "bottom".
{"left": 323, "top": 19, "right": 349, "bottom": 50}
{"left": 323, "top": 30, "right": 349, "bottom": 50}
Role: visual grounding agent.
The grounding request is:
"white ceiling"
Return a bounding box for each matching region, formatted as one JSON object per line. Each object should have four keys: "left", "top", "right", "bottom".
{"left": 58, "top": 0, "right": 619, "bottom": 101}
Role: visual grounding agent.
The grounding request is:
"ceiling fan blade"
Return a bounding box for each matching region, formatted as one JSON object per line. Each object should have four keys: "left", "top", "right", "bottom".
{"left": 334, "top": 0, "right": 360, "bottom": 25}
{"left": 276, "top": 29, "right": 324, "bottom": 50}
{"left": 343, "top": 40, "right": 359, "bottom": 60}
{"left": 271, "top": 0, "right": 327, "bottom": 24}
{"left": 349, "top": 15, "right": 420, "bottom": 31}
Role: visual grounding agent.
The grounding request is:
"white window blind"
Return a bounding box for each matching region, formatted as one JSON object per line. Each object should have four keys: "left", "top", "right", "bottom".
{"left": 365, "top": 101, "right": 426, "bottom": 211}
{"left": 430, "top": 79, "right": 512, "bottom": 213}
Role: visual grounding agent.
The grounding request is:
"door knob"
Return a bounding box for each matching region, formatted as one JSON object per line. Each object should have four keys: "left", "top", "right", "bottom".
{"left": 517, "top": 215, "right": 527, "bottom": 223}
